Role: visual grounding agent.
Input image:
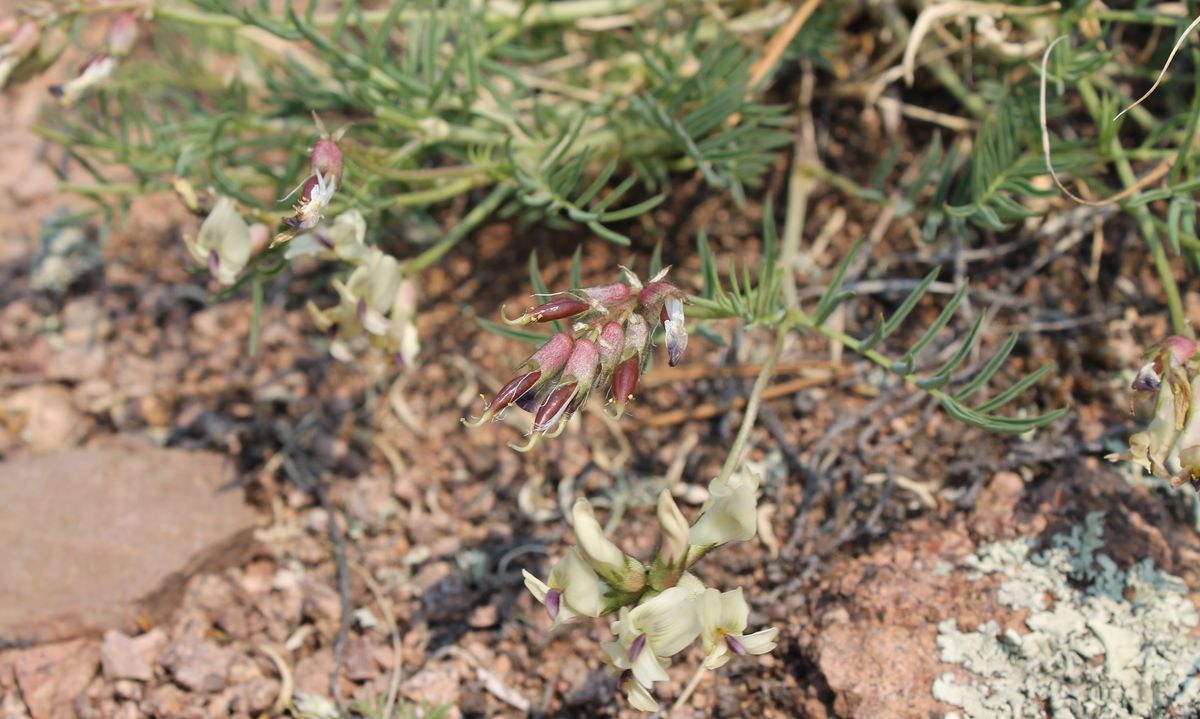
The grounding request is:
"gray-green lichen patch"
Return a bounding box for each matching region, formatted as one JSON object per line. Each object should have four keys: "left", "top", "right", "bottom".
{"left": 933, "top": 511, "right": 1200, "bottom": 718}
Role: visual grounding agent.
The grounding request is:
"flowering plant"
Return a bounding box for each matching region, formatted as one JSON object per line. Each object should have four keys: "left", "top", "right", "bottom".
{"left": 523, "top": 473, "right": 777, "bottom": 711}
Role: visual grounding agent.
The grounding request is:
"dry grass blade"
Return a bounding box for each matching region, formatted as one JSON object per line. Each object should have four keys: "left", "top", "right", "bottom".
{"left": 1038, "top": 36, "right": 1174, "bottom": 206}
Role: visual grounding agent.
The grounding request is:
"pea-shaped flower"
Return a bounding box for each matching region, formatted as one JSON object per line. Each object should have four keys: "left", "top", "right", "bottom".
{"left": 697, "top": 587, "right": 778, "bottom": 669}
{"left": 186, "top": 196, "right": 251, "bottom": 285}
{"left": 688, "top": 468, "right": 760, "bottom": 548}
{"left": 522, "top": 547, "right": 606, "bottom": 626}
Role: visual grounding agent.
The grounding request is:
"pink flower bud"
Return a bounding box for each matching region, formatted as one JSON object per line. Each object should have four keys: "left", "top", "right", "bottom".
{"left": 106, "top": 12, "right": 138, "bottom": 57}
{"left": 312, "top": 138, "right": 343, "bottom": 186}
{"left": 526, "top": 332, "right": 574, "bottom": 376}
{"left": 581, "top": 281, "right": 630, "bottom": 306}
{"left": 561, "top": 338, "right": 599, "bottom": 393}
{"left": 637, "top": 280, "right": 682, "bottom": 310}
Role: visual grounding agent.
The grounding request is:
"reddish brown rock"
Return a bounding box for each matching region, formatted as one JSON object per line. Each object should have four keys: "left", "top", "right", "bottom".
{"left": 13, "top": 639, "right": 99, "bottom": 719}
{"left": 158, "top": 636, "right": 232, "bottom": 694}
{"left": 0, "top": 448, "right": 258, "bottom": 644}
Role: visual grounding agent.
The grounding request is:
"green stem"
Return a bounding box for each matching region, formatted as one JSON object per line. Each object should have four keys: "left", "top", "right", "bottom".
{"left": 1079, "top": 79, "right": 1189, "bottom": 335}
{"left": 401, "top": 182, "right": 514, "bottom": 273}
{"left": 714, "top": 325, "right": 788, "bottom": 484}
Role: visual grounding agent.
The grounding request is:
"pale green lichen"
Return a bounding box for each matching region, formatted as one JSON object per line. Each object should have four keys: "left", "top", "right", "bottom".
{"left": 933, "top": 511, "right": 1200, "bottom": 719}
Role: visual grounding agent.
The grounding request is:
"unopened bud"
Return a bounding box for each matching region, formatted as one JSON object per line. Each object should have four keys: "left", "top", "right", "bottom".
{"left": 312, "top": 137, "right": 343, "bottom": 187}
{"left": 581, "top": 281, "right": 631, "bottom": 306}
{"left": 504, "top": 297, "right": 589, "bottom": 325}
{"left": 106, "top": 13, "right": 138, "bottom": 57}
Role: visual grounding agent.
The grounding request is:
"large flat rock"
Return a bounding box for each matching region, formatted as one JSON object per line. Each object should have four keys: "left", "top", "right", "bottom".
{"left": 0, "top": 448, "right": 257, "bottom": 644}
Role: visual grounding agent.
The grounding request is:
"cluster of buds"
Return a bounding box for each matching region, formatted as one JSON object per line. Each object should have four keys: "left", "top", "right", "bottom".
{"left": 299, "top": 211, "right": 420, "bottom": 365}
{"left": 274, "top": 120, "right": 346, "bottom": 245}
{"left": 184, "top": 195, "right": 269, "bottom": 285}
{"left": 49, "top": 12, "right": 138, "bottom": 106}
{"left": 0, "top": 11, "right": 67, "bottom": 90}
{"left": 522, "top": 468, "right": 777, "bottom": 712}
{"left": 1107, "top": 335, "right": 1200, "bottom": 488}
{"left": 464, "top": 268, "right": 688, "bottom": 451}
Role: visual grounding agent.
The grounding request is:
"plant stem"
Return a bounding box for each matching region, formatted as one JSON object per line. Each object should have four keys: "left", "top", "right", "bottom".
{"left": 714, "top": 324, "right": 788, "bottom": 484}
{"left": 401, "top": 182, "right": 514, "bottom": 273}
{"left": 1078, "top": 79, "right": 1189, "bottom": 335}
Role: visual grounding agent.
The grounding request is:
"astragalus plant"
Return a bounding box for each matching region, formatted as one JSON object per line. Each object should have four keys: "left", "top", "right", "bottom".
{"left": 8, "top": 0, "right": 1074, "bottom": 713}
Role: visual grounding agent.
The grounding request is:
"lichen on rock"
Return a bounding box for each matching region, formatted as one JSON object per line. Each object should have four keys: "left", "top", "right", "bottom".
{"left": 933, "top": 511, "right": 1200, "bottom": 719}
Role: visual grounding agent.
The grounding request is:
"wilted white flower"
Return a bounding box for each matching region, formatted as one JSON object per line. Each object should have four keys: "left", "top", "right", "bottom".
{"left": 51, "top": 54, "right": 116, "bottom": 106}
{"left": 698, "top": 587, "right": 778, "bottom": 669}
{"left": 522, "top": 547, "right": 605, "bottom": 626}
{"left": 663, "top": 296, "right": 688, "bottom": 367}
{"left": 688, "top": 468, "right": 760, "bottom": 547}
{"left": 185, "top": 196, "right": 251, "bottom": 285}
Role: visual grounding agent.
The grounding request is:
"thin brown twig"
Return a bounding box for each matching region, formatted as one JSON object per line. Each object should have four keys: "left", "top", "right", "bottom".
{"left": 642, "top": 359, "right": 842, "bottom": 387}
{"left": 638, "top": 368, "right": 851, "bottom": 428}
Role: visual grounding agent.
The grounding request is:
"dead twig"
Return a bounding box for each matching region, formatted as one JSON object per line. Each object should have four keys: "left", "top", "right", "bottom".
{"left": 637, "top": 370, "right": 850, "bottom": 428}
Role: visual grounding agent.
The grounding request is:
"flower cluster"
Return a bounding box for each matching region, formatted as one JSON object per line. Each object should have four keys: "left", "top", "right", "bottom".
{"left": 0, "top": 11, "right": 66, "bottom": 91}
{"left": 294, "top": 210, "right": 420, "bottom": 365}
{"left": 275, "top": 122, "right": 346, "bottom": 244}
{"left": 522, "top": 468, "right": 777, "bottom": 712}
{"left": 464, "top": 268, "right": 688, "bottom": 451}
{"left": 1107, "top": 335, "right": 1200, "bottom": 488}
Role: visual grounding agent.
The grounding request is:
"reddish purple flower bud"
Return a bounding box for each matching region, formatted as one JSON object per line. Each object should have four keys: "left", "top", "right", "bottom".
{"left": 610, "top": 356, "right": 640, "bottom": 418}
{"left": 534, "top": 383, "right": 576, "bottom": 433}
{"left": 545, "top": 588, "right": 562, "bottom": 620}
{"left": 505, "top": 297, "right": 589, "bottom": 325}
{"left": 638, "top": 280, "right": 681, "bottom": 309}
{"left": 581, "top": 281, "right": 630, "bottom": 306}
{"left": 726, "top": 634, "right": 747, "bottom": 656}
{"left": 561, "top": 339, "right": 600, "bottom": 394}
{"left": 525, "top": 331, "right": 574, "bottom": 376}
{"left": 629, "top": 633, "right": 647, "bottom": 662}
{"left": 488, "top": 371, "right": 540, "bottom": 414}
{"left": 312, "top": 138, "right": 344, "bottom": 186}
{"left": 597, "top": 321, "right": 625, "bottom": 377}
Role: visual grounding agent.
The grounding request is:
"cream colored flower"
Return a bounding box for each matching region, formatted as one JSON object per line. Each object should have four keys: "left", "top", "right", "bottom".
{"left": 522, "top": 547, "right": 605, "bottom": 626}
{"left": 655, "top": 490, "right": 690, "bottom": 568}
{"left": 615, "top": 586, "right": 701, "bottom": 659}
{"left": 285, "top": 210, "right": 369, "bottom": 263}
{"left": 572, "top": 498, "right": 630, "bottom": 583}
{"left": 688, "top": 468, "right": 760, "bottom": 547}
{"left": 186, "top": 196, "right": 251, "bottom": 285}
{"left": 698, "top": 587, "right": 778, "bottom": 669}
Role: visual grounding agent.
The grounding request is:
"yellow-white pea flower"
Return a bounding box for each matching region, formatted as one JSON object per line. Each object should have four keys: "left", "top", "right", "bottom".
{"left": 186, "top": 196, "right": 251, "bottom": 285}
{"left": 688, "top": 468, "right": 760, "bottom": 547}
{"left": 698, "top": 587, "right": 778, "bottom": 669}
{"left": 656, "top": 490, "right": 690, "bottom": 568}
{"left": 285, "top": 209, "right": 370, "bottom": 263}
{"left": 522, "top": 547, "right": 605, "bottom": 626}
{"left": 616, "top": 586, "right": 701, "bottom": 659}
{"left": 572, "top": 498, "right": 644, "bottom": 590}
